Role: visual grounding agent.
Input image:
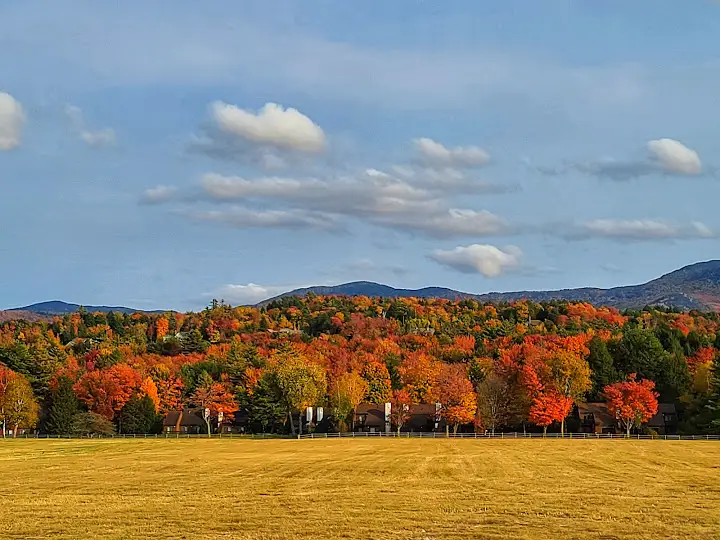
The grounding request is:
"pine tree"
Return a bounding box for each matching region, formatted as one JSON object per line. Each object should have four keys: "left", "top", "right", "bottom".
{"left": 587, "top": 336, "right": 616, "bottom": 400}
{"left": 705, "top": 360, "right": 720, "bottom": 434}
{"left": 118, "top": 395, "right": 160, "bottom": 434}
{"left": 46, "top": 376, "right": 80, "bottom": 435}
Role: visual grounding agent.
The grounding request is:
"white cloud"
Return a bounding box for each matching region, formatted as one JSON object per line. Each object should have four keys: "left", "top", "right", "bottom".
{"left": 414, "top": 138, "right": 490, "bottom": 168}
{"left": 538, "top": 138, "right": 705, "bottom": 180}
{"left": 212, "top": 283, "right": 287, "bottom": 305}
{"left": 430, "top": 244, "right": 522, "bottom": 276}
{"left": 189, "top": 206, "right": 340, "bottom": 231}
{"left": 647, "top": 138, "right": 702, "bottom": 175}
{"left": 141, "top": 186, "right": 177, "bottom": 204}
{"left": 210, "top": 101, "right": 326, "bottom": 153}
{"left": 0, "top": 92, "right": 24, "bottom": 150}
{"left": 65, "top": 104, "right": 116, "bottom": 147}
{"left": 197, "top": 171, "right": 512, "bottom": 238}
{"left": 568, "top": 219, "right": 717, "bottom": 241}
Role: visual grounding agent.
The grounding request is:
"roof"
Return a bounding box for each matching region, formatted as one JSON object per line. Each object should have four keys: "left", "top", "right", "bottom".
{"left": 577, "top": 402, "right": 616, "bottom": 428}
{"left": 162, "top": 409, "right": 206, "bottom": 427}
{"left": 356, "top": 403, "right": 386, "bottom": 427}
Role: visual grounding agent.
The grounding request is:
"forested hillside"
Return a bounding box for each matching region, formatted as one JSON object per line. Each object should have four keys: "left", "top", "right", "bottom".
{"left": 1, "top": 295, "right": 719, "bottom": 436}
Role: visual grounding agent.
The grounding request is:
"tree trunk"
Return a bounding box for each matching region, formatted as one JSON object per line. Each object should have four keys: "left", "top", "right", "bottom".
{"left": 543, "top": 425, "right": 547, "bottom": 437}
{"left": 288, "top": 410, "right": 296, "bottom": 435}
{"left": 298, "top": 411, "right": 303, "bottom": 435}
{"left": 626, "top": 423, "right": 631, "bottom": 438}
{"left": 561, "top": 418, "right": 565, "bottom": 436}
{"left": 13, "top": 424, "right": 19, "bottom": 438}
{"left": 445, "top": 424, "right": 449, "bottom": 436}
{"left": 453, "top": 424, "right": 458, "bottom": 435}
{"left": 205, "top": 418, "right": 212, "bottom": 437}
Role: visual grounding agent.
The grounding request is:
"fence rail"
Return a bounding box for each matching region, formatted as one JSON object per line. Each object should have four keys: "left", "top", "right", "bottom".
{"left": 297, "top": 431, "right": 720, "bottom": 441}
{"left": 2, "top": 432, "right": 719, "bottom": 441}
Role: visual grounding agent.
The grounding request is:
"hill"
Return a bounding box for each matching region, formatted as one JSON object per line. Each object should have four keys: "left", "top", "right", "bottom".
{"left": 265, "top": 260, "right": 720, "bottom": 311}
{"left": 6, "top": 300, "right": 166, "bottom": 316}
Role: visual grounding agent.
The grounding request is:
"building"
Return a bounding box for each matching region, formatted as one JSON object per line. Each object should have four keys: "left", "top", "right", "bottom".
{"left": 576, "top": 402, "right": 679, "bottom": 435}
{"left": 648, "top": 403, "right": 678, "bottom": 435}
{"left": 353, "top": 402, "right": 445, "bottom": 433}
{"left": 162, "top": 409, "right": 206, "bottom": 434}
{"left": 355, "top": 403, "right": 389, "bottom": 433}
{"left": 577, "top": 402, "right": 618, "bottom": 434}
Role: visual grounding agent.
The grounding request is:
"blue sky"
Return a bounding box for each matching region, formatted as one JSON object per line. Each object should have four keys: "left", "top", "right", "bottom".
{"left": 1, "top": 0, "right": 719, "bottom": 310}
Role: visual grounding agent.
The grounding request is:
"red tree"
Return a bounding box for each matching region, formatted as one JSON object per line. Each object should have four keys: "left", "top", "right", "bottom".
{"left": 74, "top": 364, "right": 142, "bottom": 419}
{"left": 433, "top": 364, "right": 476, "bottom": 434}
{"left": 528, "top": 392, "right": 573, "bottom": 436}
{"left": 389, "top": 389, "right": 412, "bottom": 435}
{"left": 603, "top": 374, "right": 659, "bottom": 437}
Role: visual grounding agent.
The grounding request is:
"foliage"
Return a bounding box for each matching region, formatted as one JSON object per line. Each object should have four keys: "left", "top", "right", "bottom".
{"left": 46, "top": 375, "right": 80, "bottom": 434}
{"left": 603, "top": 374, "right": 659, "bottom": 436}
{"left": 71, "top": 412, "right": 116, "bottom": 436}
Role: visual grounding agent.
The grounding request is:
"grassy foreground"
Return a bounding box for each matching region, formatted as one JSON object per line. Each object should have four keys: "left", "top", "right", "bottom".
{"left": 0, "top": 439, "right": 719, "bottom": 539}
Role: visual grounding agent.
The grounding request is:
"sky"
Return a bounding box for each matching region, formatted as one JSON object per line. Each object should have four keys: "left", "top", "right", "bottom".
{"left": 1, "top": 0, "right": 720, "bottom": 311}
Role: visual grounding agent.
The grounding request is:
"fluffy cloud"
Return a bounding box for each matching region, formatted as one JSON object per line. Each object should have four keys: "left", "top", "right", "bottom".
{"left": 209, "top": 101, "right": 326, "bottom": 153}
{"left": 414, "top": 138, "right": 490, "bottom": 168}
{"left": 141, "top": 186, "right": 177, "bottom": 204}
{"left": 537, "top": 138, "right": 704, "bottom": 180}
{"left": 566, "top": 219, "right": 716, "bottom": 241}
{"left": 382, "top": 209, "right": 509, "bottom": 238}
{"left": 647, "top": 138, "right": 702, "bottom": 175}
{"left": 65, "top": 105, "right": 116, "bottom": 147}
{"left": 430, "top": 244, "right": 522, "bottom": 276}
{"left": 0, "top": 92, "right": 24, "bottom": 150}
{"left": 212, "top": 283, "right": 287, "bottom": 305}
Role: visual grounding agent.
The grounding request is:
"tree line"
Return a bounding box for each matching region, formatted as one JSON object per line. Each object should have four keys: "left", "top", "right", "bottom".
{"left": 1, "top": 296, "right": 719, "bottom": 436}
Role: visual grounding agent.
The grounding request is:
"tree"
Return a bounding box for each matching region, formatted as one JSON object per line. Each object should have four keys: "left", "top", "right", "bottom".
{"left": 0, "top": 367, "right": 39, "bottom": 437}
{"left": 529, "top": 392, "right": 573, "bottom": 436}
{"left": 398, "top": 351, "right": 440, "bottom": 403}
{"left": 603, "top": 374, "right": 659, "bottom": 437}
{"left": 271, "top": 347, "right": 326, "bottom": 435}
{"left": 190, "top": 374, "right": 237, "bottom": 435}
{"left": 118, "top": 394, "right": 160, "bottom": 434}
{"left": 331, "top": 372, "right": 369, "bottom": 431}
{"left": 72, "top": 412, "right": 116, "bottom": 436}
{"left": 389, "top": 389, "right": 412, "bottom": 434}
{"left": 46, "top": 375, "right": 80, "bottom": 435}
{"left": 433, "top": 364, "right": 476, "bottom": 434}
{"left": 476, "top": 372, "right": 514, "bottom": 434}
{"left": 73, "top": 364, "right": 142, "bottom": 419}
{"left": 139, "top": 377, "right": 160, "bottom": 412}
{"left": 247, "top": 375, "right": 287, "bottom": 434}
{"left": 361, "top": 361, "right": 392, "bottom": 404}
{"left": 546, "top": 350, "right": 591, "bottom": 434}
{"left": 587, "top": 336, "right": 616, "bottom": 399}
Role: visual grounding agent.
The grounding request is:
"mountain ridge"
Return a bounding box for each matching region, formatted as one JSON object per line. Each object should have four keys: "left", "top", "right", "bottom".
{"left": 263, "top": 260, "right": 720, "bottom": 312}
{"left": 5, "top": 300, "right": 167, "bottom": 316}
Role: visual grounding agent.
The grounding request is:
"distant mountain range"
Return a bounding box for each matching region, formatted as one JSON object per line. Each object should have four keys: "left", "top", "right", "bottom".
{"left": 2, "top": 300, "right": 166, "bottom": 318}
{"left": 265, "top": 260, "right": 720, "bottom": 312}
{"left": 3, "top": 260, "right": 720, "bottom": 321}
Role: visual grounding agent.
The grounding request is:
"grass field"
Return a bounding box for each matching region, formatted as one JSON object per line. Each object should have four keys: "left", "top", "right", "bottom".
{"left": 1, "top": 439, "right": 719, "bottom": 540}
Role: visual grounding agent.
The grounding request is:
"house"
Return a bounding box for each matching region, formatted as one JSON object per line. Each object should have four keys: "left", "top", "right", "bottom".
{"left": 355, "top": 403, "right": 389, "bottom": 433}
{"left": 577, "top": 402, "right": 618, "bottom": 434}
{"left": 162, "top": 409, "right": 206, "bottom": 434}
{"left": 353, "top": 402, "right": 445, "bottom": 433}
{"left": 576, "top": 402, "right": 679, "bottom": 435}
{"left": 648, "top": 403, "right": 678, "bottom": 435}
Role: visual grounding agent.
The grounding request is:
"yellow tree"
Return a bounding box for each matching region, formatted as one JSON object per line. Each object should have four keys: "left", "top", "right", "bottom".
{"left": 547, "top": 350, "right": 591, "bottom": 434}
{"left": 331, "top": 372, "right": 369, "bottom": 431}
{"left": 0, "top": 368, "right": 39, "bottom": 438}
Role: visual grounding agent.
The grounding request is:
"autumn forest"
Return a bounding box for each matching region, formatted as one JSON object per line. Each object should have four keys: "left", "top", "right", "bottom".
{"left": 1, "top": 294, "right": 720, "bottom": 437}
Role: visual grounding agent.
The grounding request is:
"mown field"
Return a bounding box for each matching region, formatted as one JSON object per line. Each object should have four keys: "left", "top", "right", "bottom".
{"left": 0, "top": 439, "right": 719, "bottom": 540}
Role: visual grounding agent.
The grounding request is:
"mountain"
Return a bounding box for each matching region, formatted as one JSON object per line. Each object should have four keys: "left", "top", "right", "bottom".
{"left": 7, "top": 300, "right": 166, "bottom": 316}
{"left": 264, "top": 260, "right": 720, "bottom": 312}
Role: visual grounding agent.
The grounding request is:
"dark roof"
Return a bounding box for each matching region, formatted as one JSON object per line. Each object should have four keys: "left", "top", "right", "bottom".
{"left": 162, "top": 409, "right": 206, "bottom": 427}
{"left": 577, "top": 402, "right": 616, "bottom": 429}
{"left": 356, "top": 403, "right": 386, "bottom": 427}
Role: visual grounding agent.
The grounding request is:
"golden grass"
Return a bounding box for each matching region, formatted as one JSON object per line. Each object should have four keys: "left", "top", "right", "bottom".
{"left": 0, "top": 439, "right": 719, "bottom": 539}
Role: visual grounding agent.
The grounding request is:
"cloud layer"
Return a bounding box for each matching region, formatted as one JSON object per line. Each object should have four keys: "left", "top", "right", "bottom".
{"left": 0, "top": 92, "right": 24, "bottom": 150}
{"left": 65, "top": 105, "right": 116, "bottom": 148}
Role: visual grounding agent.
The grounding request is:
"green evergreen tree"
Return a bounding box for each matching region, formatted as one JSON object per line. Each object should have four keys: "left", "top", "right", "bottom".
{"left": 587, "top": 336, "right": 616, "bottom": 399}
{"left": 46, "top": 376, "right": 80, "bottom": 434}
{"left": 117, "top": 395, "right": 160, "bottom": 434}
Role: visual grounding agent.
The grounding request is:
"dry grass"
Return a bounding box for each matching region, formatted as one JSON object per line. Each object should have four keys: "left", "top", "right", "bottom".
{"left": 0, "top": 438, "right": 719, "bottom": 539}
